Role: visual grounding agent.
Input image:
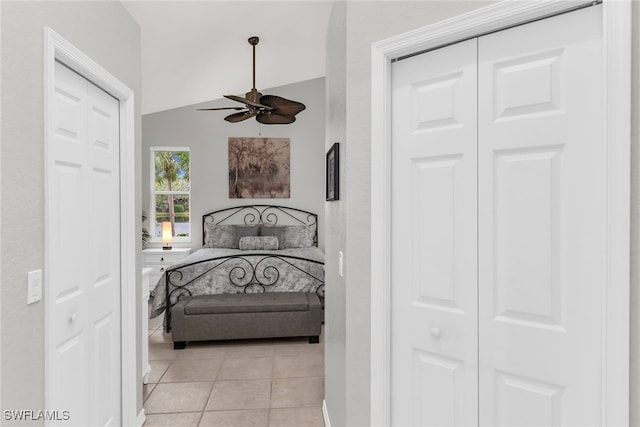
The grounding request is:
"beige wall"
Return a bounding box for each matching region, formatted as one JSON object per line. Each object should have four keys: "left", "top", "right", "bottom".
{"left": 324, "top": 1, "right": 640, "bottom": 426}
{"left": 1, "top": 1, "right": 142, "bottom": 422}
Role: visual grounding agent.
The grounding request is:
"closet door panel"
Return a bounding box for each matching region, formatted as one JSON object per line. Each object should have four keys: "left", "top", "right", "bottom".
{"left": 50, "top": 61, "right": 122, "bottom": 426}
{"left": 478, "top": 6, "right": 604, "bottom": 426}
{"left": 391, "top": 38, "right": 478, "bottom": 427}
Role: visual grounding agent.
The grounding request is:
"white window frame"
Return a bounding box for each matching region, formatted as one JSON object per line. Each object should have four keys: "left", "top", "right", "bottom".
{"left": 150, "top": 146, "right": 191, "bottom": 243}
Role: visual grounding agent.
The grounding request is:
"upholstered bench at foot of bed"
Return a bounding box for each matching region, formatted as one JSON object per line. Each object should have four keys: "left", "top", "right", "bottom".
{"left": 170, "top": 292, "right": 322, "bottom": 349}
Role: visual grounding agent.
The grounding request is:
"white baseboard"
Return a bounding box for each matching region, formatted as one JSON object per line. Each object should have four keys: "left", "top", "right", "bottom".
{"left": 142, "top": 363, "right": 151, "bottom": 385}
{"left": 136, "top": 409, "right": 146, "bottom": 427}
{"left": 322, "top": 399, "right": 331, "bottom": 427}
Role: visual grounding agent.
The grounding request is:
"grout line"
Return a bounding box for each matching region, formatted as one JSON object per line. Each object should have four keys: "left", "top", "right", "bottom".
{"left": 197, "top": 380, "right": 217, "bottom": 427}
{"left": 144, "top": 332, "right": 325, "bottom": 424}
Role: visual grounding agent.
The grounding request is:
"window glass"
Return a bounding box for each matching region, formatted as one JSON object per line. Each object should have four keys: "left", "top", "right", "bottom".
{"left": 150, "top": 148, "right": 190, "bottom": 241}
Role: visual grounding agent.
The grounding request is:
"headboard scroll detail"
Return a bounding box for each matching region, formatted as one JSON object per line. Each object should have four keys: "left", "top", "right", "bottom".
{"left": 203, "top": 205, "right": 318, "bottom": 246}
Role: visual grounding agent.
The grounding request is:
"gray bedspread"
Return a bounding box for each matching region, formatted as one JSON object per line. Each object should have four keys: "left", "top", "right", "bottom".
{"left": 149, "top": 247, "right": 325, "bottom": 318}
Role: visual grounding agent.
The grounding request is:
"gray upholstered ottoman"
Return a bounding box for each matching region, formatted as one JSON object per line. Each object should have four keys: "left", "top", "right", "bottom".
{"left": 171, "top": 292, "right": 322, "bottom": 349}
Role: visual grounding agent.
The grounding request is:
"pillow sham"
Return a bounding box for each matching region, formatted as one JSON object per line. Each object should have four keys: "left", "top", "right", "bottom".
{"left": 282, "top": 225, "right": 314, "bottom": 248}
{"left": 261, "top": 224, "right": 314, "bottom": 249}
{"left": 238, "top": 236, "right": 279, "bottom": 251}
{"left": 203, "top": 224, "right": 234, "bottom": 248}
{"left": 204, "top": 224, "right": 260, "bottom": 248}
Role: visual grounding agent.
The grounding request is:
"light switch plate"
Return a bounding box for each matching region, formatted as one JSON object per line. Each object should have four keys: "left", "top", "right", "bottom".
{"left": 27, "top": 269, "right": 42, "bottom": 304}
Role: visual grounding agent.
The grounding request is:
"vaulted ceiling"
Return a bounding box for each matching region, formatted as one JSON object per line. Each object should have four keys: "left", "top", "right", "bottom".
{"left": 122, "top": 1, "right": 333, "bottom": 115}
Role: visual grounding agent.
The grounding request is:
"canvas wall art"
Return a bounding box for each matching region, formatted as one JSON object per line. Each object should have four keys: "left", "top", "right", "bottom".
{"left": 228, "top": 137, "right": 291, "bottom": 199}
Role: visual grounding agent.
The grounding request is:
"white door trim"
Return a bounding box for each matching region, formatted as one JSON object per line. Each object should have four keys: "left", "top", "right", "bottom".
{"left": 0, "top": 0, "right": 3, "bottom": 414}
{"left": 43, "top": 27, "right": 138, "bottom": 426}
{"left": 370, "top": 1, "right": 631, "bottom": 426}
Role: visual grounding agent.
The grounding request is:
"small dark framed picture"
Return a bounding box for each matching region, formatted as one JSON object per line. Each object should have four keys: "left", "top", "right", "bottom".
{"left": 326, "top": 143, "right": 339, "bottom": 201}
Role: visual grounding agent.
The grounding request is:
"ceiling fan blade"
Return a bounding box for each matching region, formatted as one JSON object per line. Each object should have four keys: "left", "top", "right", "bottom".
{"left": 197, "top": 106, "right": 245, "bottom": 111}
{"left": 224, "top": 94, "right": 272, "bottom": 110}
{"left": 225, "top": 111, "right": 258, "bottom": 123}
{"left": 259, "top": 95, "right": 306, "bottom": 117}
{"left": 256, "top": 113, "right": 296, "bottom": 125}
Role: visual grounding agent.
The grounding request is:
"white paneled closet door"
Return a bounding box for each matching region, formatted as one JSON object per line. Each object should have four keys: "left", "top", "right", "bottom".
{"left": 478, "top": 6, "right": 603, "bottom": 426}
{"left": 390, "top": 38, "right": 479, "bottom": 427}
{"left": 391, "top": 5, "right": 605, "bottom": 426}
{"left": 50, "top": 61, "right": 121, "bottom": 426}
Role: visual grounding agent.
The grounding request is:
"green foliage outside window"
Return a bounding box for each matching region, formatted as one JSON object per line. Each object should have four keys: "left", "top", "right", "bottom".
{"left": 152, "top": 149, "right": 191, "bottom": 239}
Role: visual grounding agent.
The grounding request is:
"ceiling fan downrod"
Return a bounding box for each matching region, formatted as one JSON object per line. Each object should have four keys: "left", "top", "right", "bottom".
{"left": 247, "top": 36, "right": 260, "bottom": 103}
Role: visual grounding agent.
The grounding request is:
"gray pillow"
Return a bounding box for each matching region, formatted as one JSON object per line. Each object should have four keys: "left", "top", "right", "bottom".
{"left": 204, "top": 224, "right": 259, "bottom": 248}
{"left": 232, "top": 225, "right": 261, "bottom": 247}
{"left": 204, "top": 224, "right": 234, "bottom": 248}
{"left": 260, "top": 225, "right": 286, "bottom": 246}
{"left": 282, "top": 225, "right": 314, "bottom": 248}
{"left": 238, "top": 236, "right": 279, "bottom": 251}
{"left": 261, "top": 224, "right": 314, "bottom": 249}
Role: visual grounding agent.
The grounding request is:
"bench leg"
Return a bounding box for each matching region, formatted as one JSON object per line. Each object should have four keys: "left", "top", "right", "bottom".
{"left": 308, "top": 336, "right": 320, "bottom": 344}
{"left": 173, "top": 341, "right": 186, "bottom": 350}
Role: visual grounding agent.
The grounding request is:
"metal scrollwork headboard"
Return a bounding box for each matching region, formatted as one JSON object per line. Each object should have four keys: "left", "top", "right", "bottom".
{"left": 202, "top": 205, "right": 319, "bottom": 246}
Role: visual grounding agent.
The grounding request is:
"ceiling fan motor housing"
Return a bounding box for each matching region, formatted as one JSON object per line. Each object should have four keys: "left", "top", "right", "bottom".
{"left": 246, "top": 89, "right": 262, "bottom": 104}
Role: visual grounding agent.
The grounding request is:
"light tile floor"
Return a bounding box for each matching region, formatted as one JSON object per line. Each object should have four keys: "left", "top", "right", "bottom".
{"left": 143, "top": 314, "right": 325, "bottom": 427}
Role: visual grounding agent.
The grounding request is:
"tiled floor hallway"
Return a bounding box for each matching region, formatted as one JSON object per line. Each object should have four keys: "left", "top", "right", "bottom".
{"left": 143, "top": 315, "right": 325, "bottom": 427}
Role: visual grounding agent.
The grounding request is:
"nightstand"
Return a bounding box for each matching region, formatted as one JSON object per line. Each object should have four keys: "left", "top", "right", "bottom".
{"left": 142, "top": 247, "right": 192, "bottom": 294}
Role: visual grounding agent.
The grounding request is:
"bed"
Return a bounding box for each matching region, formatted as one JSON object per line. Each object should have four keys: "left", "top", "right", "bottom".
{"left": 149, "top": 205, "right": 325, "bottom": 333}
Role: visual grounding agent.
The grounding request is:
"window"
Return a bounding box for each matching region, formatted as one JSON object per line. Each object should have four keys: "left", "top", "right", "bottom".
{"left": 150, "top": 147, "right": 190, "bottom": 242}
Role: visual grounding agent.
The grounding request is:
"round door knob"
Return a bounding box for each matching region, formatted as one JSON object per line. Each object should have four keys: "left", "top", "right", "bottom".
{"left": 430, "top": 327, "right": 441, "bottom": 338}
{"left": 69, "top": 313, "right": 77, "bottom": 322}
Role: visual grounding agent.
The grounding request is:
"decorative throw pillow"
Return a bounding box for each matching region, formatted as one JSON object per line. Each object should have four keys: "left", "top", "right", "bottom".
{"left": 238, "top": 236, "right": 279, "bottom": 251}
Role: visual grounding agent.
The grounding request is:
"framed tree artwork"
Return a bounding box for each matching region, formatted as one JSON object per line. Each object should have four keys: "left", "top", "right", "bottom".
{"left": 326, "top": 142, "right": 339, "bottom": 201}
{"left": 228, "top": 137, "right": 290, "bottom": 199}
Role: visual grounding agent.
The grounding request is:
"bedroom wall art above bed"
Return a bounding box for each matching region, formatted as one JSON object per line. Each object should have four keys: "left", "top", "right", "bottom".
{"left": 228, "top": 137, "right": 290, "bottom": 199}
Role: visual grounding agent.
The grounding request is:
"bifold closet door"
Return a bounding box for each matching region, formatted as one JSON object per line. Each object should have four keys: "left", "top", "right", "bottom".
{"left": 391, "top": 4, "right": 605, "bottom": 426}
{"left": 50, "top": 61, "right": 122, "bottom": 426}
{"left": 390, "top": 38, "right": 478, "bottom": 427}
{"left": 477, "top": 6, "right": 604, "bottom": 426}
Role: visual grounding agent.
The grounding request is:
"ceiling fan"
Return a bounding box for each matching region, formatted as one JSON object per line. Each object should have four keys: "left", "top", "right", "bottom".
{"left": 198, "top": 36, "right": 306, "bottom": 124}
